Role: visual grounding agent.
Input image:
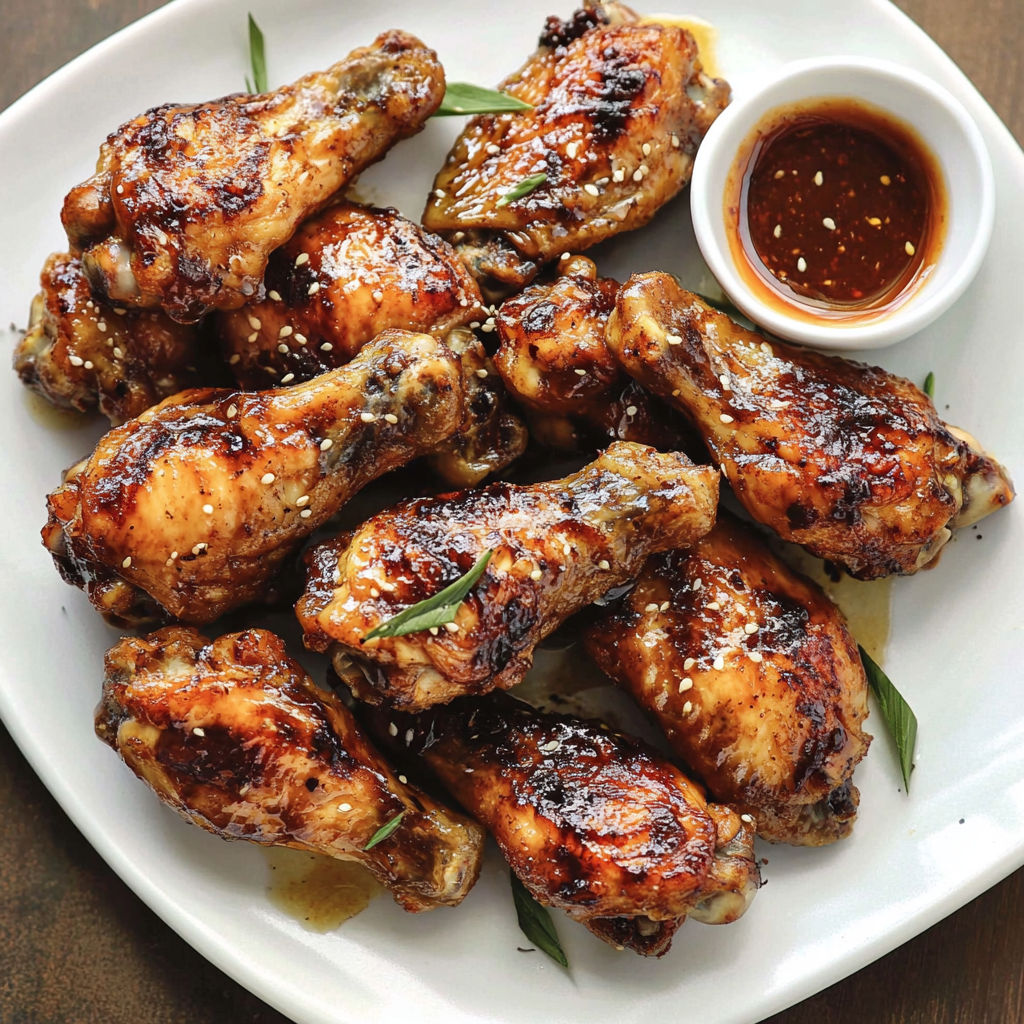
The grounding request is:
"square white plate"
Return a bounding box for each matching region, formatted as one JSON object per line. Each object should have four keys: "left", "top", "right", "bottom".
{"left": 1, "top": 1, "right": 1022, "bottom": 1022}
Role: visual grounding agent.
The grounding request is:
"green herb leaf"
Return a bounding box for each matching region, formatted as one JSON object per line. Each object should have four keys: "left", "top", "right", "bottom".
{"left": 510, "top": 872, "right": 569, "bottom": 968}
{"left": 434, "top": 83, "right": 533, "bottom": 117}
{"left": 923, "top": 371, "right": 935, "bottom": 399}
{"left": 859, "top": 645, "right": 918, "bottom": 792}
{"left": 247, "top": 14, "right": 268, "bottom": 94}
{"left": 362, "top": 550, "right": 493, "bottom": 642}
{"left": 363, "top": 811, "right": 405, "bottom": 850}
{"left": 496, "top": 173, "right": 548, "bottom": 208}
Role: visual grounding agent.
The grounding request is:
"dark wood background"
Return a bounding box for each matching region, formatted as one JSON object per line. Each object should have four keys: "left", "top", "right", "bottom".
{"left": 2, "top": 1, "right": 1022, "bottom": 1022}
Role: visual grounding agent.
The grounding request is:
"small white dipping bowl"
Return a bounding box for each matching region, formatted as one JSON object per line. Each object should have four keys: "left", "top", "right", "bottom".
{"left": 689, "top": 57, "right": 994, "bottom": 350}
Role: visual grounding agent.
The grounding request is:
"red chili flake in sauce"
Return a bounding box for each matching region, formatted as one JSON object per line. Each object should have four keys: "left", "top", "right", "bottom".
{"left": 727, "top": 100, "right": 944, "bottom": 317}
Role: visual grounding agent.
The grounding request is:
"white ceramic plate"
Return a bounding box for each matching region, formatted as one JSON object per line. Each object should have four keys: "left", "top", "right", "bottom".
{"left": 1, "top": 2, "right": 1022, "bottom": 1022}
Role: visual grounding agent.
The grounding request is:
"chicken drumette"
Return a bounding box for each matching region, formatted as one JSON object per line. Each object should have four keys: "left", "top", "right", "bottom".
{"left": 14, "top": 252, "right": 203, "bottom": 424}
{"left": 43, "top": 330, "right": 463, "bottom": 627}
{"left": 216, "top": 202, "right": 482, "bottom": 388}
{"left": 607, "top": 272, "right": 1015, "bottom": 578}
{"left": 298, "top": 441, "right": 718, "bottom": 710}
{"left": 584, "top": 514, "right": 872, "bottom": 845}
{"left": 422, "top": 2, "right": 729, "bottom": 300}
{"left": 359, "top": 692, "right": 759, "bottom": 956}
{"left": 63, "top": 31, "right": 445, "bottom": 322}
{"left": 493, "top": 255, "right": 686, "bottom": 450}
{"left": 97, "top": 627, "right": 483, "bottom": 911}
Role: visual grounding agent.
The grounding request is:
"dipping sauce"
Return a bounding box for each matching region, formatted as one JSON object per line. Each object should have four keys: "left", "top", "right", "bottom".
{"left": 726, "top": 98, "right": 946, "bottom": 322}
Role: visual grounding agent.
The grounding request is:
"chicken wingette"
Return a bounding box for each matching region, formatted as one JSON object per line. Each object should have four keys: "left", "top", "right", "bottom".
{"left": 97, "top": 627, "right": 483, "bottom": 911}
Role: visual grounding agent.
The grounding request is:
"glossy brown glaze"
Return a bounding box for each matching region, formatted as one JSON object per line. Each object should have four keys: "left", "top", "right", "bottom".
{"left": 606, "top": 272, "right": 1015, "bottom": 578}
{"left": 43, "top": 330, "right": 463, "bottom": 626}
{"left": 358, "top": 692, "right": 759, "bottom": 955}
{"left": 216, "top": 202, "right": 482, "bottom": 387}
{"left": 14, "top": 252, "right": 202, "bottom": 425}
{"left": 422, "top": 1, "right": 729, "bottom": 299}
{"left": 584, "top": 514, "right": 872, "bottom": 845}
{"left": 425, "top": 328, "right": 529, "bottom": 487}
{"left": 96, "top": 627, "right": 483, "bottom": 911}
{"left": 493, "top": 255, "right": 686, "bottom": 451}
{"left": 298, "top": 441, "right": 719, "bottom": 710}
{"left": 62, "top": 31, "right": 445, "bottom": 322}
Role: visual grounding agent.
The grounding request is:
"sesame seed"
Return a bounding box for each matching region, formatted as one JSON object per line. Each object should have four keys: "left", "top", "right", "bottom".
{"left": 465, "top": 768, "right": 474, "bottom": 773}
{"left": 560, "top": 252, "right": 571, "bottom": 260}
{"left": 720, "top": 413, "right": 734, "bottom": 423}
{"left": 750, "top": 651, "right": 763, "bottom": 663}
{"left": 671, "top": 389, "right": 680, "bottom": 396}
{"left": 192, "top": 542, "right": 207, "bottom": 555}
{"left": 96, "top": 321, "right": 107, "bottom": 332}
{"left": 563, "top": 542, "right": 572, "bottom": 556}
{"left": 598, "top": 560, "right": 610, "bottom": 570}
{"left": 247, "top": 316, "right": 262, "bottom": 331}
{"left": 372, "top": 289, "right": 384, "bottom": 302}
{"left": 295, "top": 253, "right": 309, "bottom": 266}
{"left": 277, "top": 344, "right": 289, "bottom": 354}
{"left": 660, "top": 601, "right": 670, "bottom": 611}
{"left": 574, "top": 367, "right": 587, "bottom": 375}
{"left": 403, "top": 728, "right": 415, "bottom": 745}
{"left": 632, "top": 169, "right": 643, "bottom": 182}
{"left": 713, "top": 654, "right": 725, "bottom": 670}
{"left": 192, "top": 727, "right": 205, "bottom": 737}
{"left": 566, "top": 141, "right": 579, "bottom": 159}
{"left": 642, "top": 142, "right": 652, "bottom": 156}
{"left": 539, "top": 740, "right": 560, "bottom": 753}
{"left": 247, "top": 332, "right": 258, "bottom": 343}
{"left": 113, "top": 347, "right": 125, "bottom": 359}
{"left": 797, "top": 257, "right": 807, "bottom": 273}
{"left": 584, "top": 183, "right": 600, "bottom": 196}
{"left": 469, "top": 321, "right": 481, "bottom": 329}
{"left": 613, "top": 168, "right": 625, "bottom": 182}
{"left": 116, "top": 184, "right": 124, "bottom": 194}
{"left": 880, "top": 175, "right": 891, "bottom": 185}
{"left": 773, "top": 224, "right": 782, "bottom": 238}
{"left": 69, "top": 355, "right": 84, "bottom": 367}
{"left": 293, "top": 496, "right": 309, "bottom": 509}
{"left": 369, "top": 587, "right": 380, "bottom": 599}
{"left": 530, "top": 569, "right": 543, "bottom": 581}
{"left": 339, "top": 802, "right": 352, "bottom": 812}
{"left": 486, "top": 143, "right": 500, "bottom": 155}
{"left": 122, "top": 556, "right": 132, "bottom": 568}
{"left": 774, "top": 169, "right": 786, "bottom": 179}
{"left": 719, "top": 373, "right": 731, "bottom": 391}
{"left": 360, "top": 412, "right": 376, "bottom": 423}
{"left": 645, "top": 603, "right": 659, "bottom": 613}
{"left": 682, "top": 700, "right": 693, "bottom": 713}
{"left": 760, "top": 341, "right": 773, "bottom": 355}
{"left": 666, "top": 333, "right": 682, "bottom": 345}
{"left": 905, "top": 240, "right": 916, "bottom": 256}
{"left": 671, "top": 134, "right": 680, "bottom": 148}
{"left": 692, "top": 578, "right": 702, "bottom": 591}
{"left": 823, "top": 217, "right": 836, "bottom": 230}
{"left": 384, "top": 413, "right": 399, "bottom": 424}
{"left": 308, "top": 281, "right": 320, "bottom": 295}
{"left": 706, "top": 601, "right": 721, "bottom": 611}
{"left": 680, "top": 678, "right": 693, "bottom": 693}
{"left": 625, "top": 405, "right": 638, "bottom": 417}
{"left": 295, "top": 334, "right": 306, "bottom": 345}
{"left": 639, "top": 164, "right": 649, "bottom": 177}
{"left": 814, "top": 171, "right": 824, "bottom": 185}
{"left": 268, "top": 290, "right": 282, "bottom": 302}
{"left": 280, "top": 373, "right": 295, "bottom": 383}
{"left": 683, "top": 657, "right": 695, "bottom": 670}
{"left": 278, "top": 326, "right": 293, "bottom": 339}
{"left": 388, "top": 722, "right": 398, "bottom": 737}
{"left": 744, "top": 622, "right": 759, "bottom": 634}
{"left": 320, "top": 438, "right": 333, "bottom": 451}
{"left": 741, "top": 813, "right": 754, "bottom": 824}
{"left": 444, "top": 621, "right": 460, "bottom": 633}
{"left": 83, "top": 360, "right": 94, "bottom": 370}
{"left": 170, "top": 551, "right": 178, "bottom": 560}
{"left": 429, "top": 626, "right": 439, "bottom": 636}
{"left": 867, "top": 217, "right": 882, "bottom": 226}
{"left": 480, "top": 323, "right": 494, "bottom": 332}
{"left": 261, "top": 473, "right": 275, "bottom": 484}
{"left": 202, "top": 503, "right": 214, "bottom": 514}
{"left": 320, "top": 342, "right": 333, "bottom": 352}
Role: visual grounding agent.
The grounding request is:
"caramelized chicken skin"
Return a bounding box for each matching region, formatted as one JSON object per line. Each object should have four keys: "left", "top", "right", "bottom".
{"left": 585, "top": 515, "right": 871, "bottom": 845}
{"left": 43, "top": 330, "right": 463, "bottom": 627}
{"left": 97, "top": 627, "right": 483, "bottom": 911}
{"left": 14, "top": 252, "right": 202, "bottom": 424}
{"left": 606, "top": 272, "right": 1015, "bottom": 578}
{"left": 426, "top": 328, "right": 529, "bottom": 487}
{"left": 298, "top": 441, "right": 718, "bottom": 710}
{"left": 422, "top": 2, "right": 730, "bottom": 299}
{"left": 63, "top": 31, "right": 445, "bottom": 322}
{"left": 359, "top": 692, "right": 759, "bottom": 955}
{"left": 216, "top": 202, "right": 482, "bottom": 388}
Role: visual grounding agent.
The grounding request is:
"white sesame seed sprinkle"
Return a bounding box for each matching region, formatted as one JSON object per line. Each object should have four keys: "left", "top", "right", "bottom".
{"left": 720, "top": 373, "right": 731, "bottom": 391}
{"left": 598, "top": 559, "right": 610, "bottom": 570}
{"left": 202, "top": 504, "right": 214, "bottom": 515}
{"left": 388, "top": 722, "right": 398, "bottom": 737}
{"left": 122, "top": 556, "right": 132, "bottom": 568}
{"left": 247, "top": 332, "right": 258, "bottom": 343}
{"left": 294, "top": 334, "right": 306, "bottom": 345}
{"left": 530, "top": 569, "right": 543, "bottom": 581}
{"left": 69, "top": 355, "right": 84, "bottom": 367}
{"left": 797, "top": 257, "right": 807, "bottom": 273}
{"left": 320, "top": 342, "right": 333, "bottom": 352}
{"left": 680, "top": 678, "right": 693, "bottom": 694}
{"left": 683, "top": 658, "right": 696, "bottom": 670}
{"left": 713, "top": 654, "right": 725, "bottom": 670}
{"left": 307, "top": 281, "right": 320, "bottom": 295}
{"left": 750, "top": 651, "right": 763, "bottom": 663}
{"left": 682, "top": 700, "right": 693, "bottom": 714}
{"left": 539, "top": 740, "right": 561, "bottom": 754}
{"left": 320, "top": 438, "right": 333, "bottom": 451}
{"left": 666, "top": 333, "right": 682, "bottom": 346}
{"left": 584, "top": 183, "right": 600, "bottom": 196}
{"left": 429, "top": 626, "right": 439, "bottom": 636}
{"left": 113, "top": 347, "right": 124, "bottom": 359}
{"left": 639, "top": 164, "right": 649, "bottom": 177}
{"left": 277, "top": 343, "right": 289, "bottom": 354}
{"left": 435, "top": 188, "right": 445, "bottom": 199}
{"left": 339, "top": 802, "right": 352, "bottom": 812}
{"left": 706, "top": 601, "right": 721, "bottom": 611}
{"left": 660, "top": 601, "right": 670, "bottom": 611}
{"left": 823, "top": 216, "right": 836, "bottom": 230}
{"left": 268, "top": 290, "right": 282, "bottom": 302}
{"left": 561, "top": 252, "right": 571, "bottom": 260}
{"left": 444, "top": 620, "right": 460, "bottom": 633}
{"left": 360, "top": 412, "right": 376, "bottom": 423}
{"left": 83, "top": 360, "right": 94, "bottom": 370}
{"left": 745, "top": 622, "right": 759, "bottom": 634}
{"left": 566, "top": 141, "right": 580, "bottom": 158}
{"left": 486, "top": 143, "right": 500, "bottom": 155}
{"left": 295, "top": 252, "right": 309, "bottom": 266}
{"left": 645, "top": 603, "right": 660, "bottom": 613}
{"left": 116, "top": 184, "right": 124, "bottom": 194}
{"left": 814, "top": 170, "right": 824, "bottom": 186}
{"left": 905, "top": 240, "right": 916, "bottom": 256}
{"left": 774, "top": 169, "right": 785, "bottom": 179}
{"left": 193, "top": 727, "right": 205, "bottom": 737}
{"left": 261, "top": 473, "right": 275, "bottom": 484}
{"left": 720, "top": 413, "right": 735, "bottom": 424}
{"left": 469, "top": 321, "right": 481, "bottom": 329}
{"left": 671, "top": 134, "right": 680, "bottom": 148}
{"left": 192, "top": 543, "right": 207, "bottom": 555}
{"left": 372, "top": 289, "right": 384, "bottom": 302}
{"left": 692, "top": 578, "right": 702, "bottom": 591}
{"left": 574, "top": 367, "right": 587, "bottom": 376}
{"left": 632, "top": 169, "right": 643, "bottom": 182}
{"left": 773, "top": 224, "right": 782, "bottom": 238}
{"left": 280, "top": 373, "right": 295, "bottom": 383}
{"left": 741, "top": 813, "right": 754, "bottom": 824}
{"left": 248, "top": 316, "right": 261, "bottom": 331}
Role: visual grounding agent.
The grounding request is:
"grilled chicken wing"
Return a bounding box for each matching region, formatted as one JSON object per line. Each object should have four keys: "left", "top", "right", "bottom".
{"left": 426, "top": 328, "right": 528, "bottom": 487}
{"left": 43, "top": 330, "right": 463, "bottom": 627}
{"left": 584, "top": 515, "right": 871, "bottom": 845}
{"left": 216, "top": 202, "right": 482, "bottom": 388}
{"left": 97, "top": 627, "right": 483, "bottom": 911}
{"left": 422, "top": 2, "right": 729, "bottom": 300}
{"left": 298, "top": 441, "right": 718, "bottom": 710}
{"left": 607, "top": 272, "right": 1015, "bottom": 578}
{"left": 358, "top": 692, "right": 758, "bottom": 955}
{"left": 14, "top": 252, "right": 202, "bottom": 424}
{"left": 62, "top": 31, "right": 445, "bottom": 322}
{"left": 494, "top": 255, "right": 685, "bottom": 450}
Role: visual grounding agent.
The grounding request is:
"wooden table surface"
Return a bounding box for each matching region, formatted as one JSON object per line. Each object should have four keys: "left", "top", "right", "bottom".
{"left": 2, "top": 2, "right": 1022, "bottom": 1022}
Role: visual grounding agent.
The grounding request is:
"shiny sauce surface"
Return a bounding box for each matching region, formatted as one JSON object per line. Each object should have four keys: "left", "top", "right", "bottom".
{"left": 727, "top": 99, "right": 946, "bottom": 322}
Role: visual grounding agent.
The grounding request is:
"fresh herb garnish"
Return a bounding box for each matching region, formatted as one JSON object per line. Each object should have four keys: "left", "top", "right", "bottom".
{"left": 496, "top": 173, "right": 547, "bottom": 208}
{"left": 363, "top": 810, "right": 405, "bottom": 850}
{"left": 510, "top": 872, "right": 569, "bottom": 968}
{"left": 859, "top": 645, "right": 918, "bottom": 792}
{"left": 245, "top": 14, "right": 268, "bottom": 94}
{"left": 923, "top": 371, "right": 935, "bottom": 399}
{"left": 362, "top": 550, "right": 493, "bottom": 642}
{"left": 435, "top": 83, "right": 533, "bottom": 117}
